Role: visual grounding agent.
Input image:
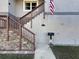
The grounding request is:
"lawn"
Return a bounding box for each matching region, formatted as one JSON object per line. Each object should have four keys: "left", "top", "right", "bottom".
{"left": 50, "top": 45, "right": 79, "bottom": 59}
{"left": 0, "top": 54, "right": 34, "bottom": 59}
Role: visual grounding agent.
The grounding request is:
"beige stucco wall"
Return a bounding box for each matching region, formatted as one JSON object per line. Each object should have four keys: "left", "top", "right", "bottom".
{"left": 15, "top": 0, "right": 28, "bottom": 17}
{"left": 0, "top": 0, "right": 8, "bottom": 12}
{"left": 15, "top": 0, "right": 43, "bottom": 17}
{"left": 0, "top": 0, "right": 42, "bottom": 16}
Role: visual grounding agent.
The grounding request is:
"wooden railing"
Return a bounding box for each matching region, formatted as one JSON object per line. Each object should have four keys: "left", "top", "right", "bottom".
{"left": 0, "top": 1, "right": 44, "bottom": 51}
{"left": 19, "top": 2, "right": 44, "bottom": 25}
{"left": 8, "top": 15, "right": 35, "bottom": 51}
{"left": 0, "top": 16, "right": 7, "bottom": 29}
{"left": 8, "top": 13, "right": 18, "bottom": 21}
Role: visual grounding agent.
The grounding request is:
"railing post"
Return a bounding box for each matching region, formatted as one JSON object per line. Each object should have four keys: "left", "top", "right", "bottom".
{"left": 19, "top": 25, "right": 22, "bottom": 50}
{"left": 31, "top": 13, "right": 33, "bottom": 28}
{"left": 7, "top": 16, "right": 9, "bottom": 41}
{"left": 33, "top": 35, "right": 35, "bottom": 51}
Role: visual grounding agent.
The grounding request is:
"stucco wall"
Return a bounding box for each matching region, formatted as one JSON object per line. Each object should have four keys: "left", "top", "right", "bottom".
{"left": 15, "top": 0, "right": 25, "bottom": 17}
{"left": 8, "top": 0, "right": 16, "bottom": 15}
{"left": 25, "top": 0, "right": 79, "bottom": 46}
{"left": 15, "top": 0, "right": 36, "bottom": 17}
{"left": 45, "top": 0, "right": 79, "bottom": 12}
{"left": 44, "top": 0, "right": 79, "bottom": 45}
{"left": 47, "top": 15, "right": 79, "bottom": 45}
{"left": 25, "top": 13, "right": 79, "bottom": 46}
{"left": 15, "top": 0, "right": 42, "bottom": 17}
{"left": 0, "top": 0, "right": 8, "bottom": 12}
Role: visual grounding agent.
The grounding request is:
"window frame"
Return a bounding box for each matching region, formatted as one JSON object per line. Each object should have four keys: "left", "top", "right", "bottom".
{"left": 23, "top": 0, "right": 37, "bottom": 11}
{"left": 25, "top": 2, "right": 30, "bottom": 10}
{"left": 32, "top": 2, "right": 37, "bottom": 9}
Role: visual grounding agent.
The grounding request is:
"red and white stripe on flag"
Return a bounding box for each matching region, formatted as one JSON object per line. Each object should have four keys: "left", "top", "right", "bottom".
{"left": 50, "top": 0, "right": 55, "bottom": 15}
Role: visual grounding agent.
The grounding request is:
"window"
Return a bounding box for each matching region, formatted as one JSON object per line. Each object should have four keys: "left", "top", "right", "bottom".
{"left": 25, "top": 3, "right": 30, "bottom": 10}
{"left": 23, "top": 1, "right": 37, "bottom": 11}
{"left": 32, "top": 3, "right": 37, "bottom": 9}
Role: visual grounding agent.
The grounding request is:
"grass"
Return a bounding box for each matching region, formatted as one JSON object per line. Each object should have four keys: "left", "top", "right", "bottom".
{"left": 50, "top": 45, "right": 79, "bottom": 59}
{"left": 0, "top": 45, "right": 79, "bottom": 59}
{"left": 0, "top": 54, "right": 34, "bottom": 59}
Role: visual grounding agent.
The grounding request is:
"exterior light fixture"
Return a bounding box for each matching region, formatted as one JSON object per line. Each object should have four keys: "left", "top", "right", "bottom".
{"left": 48, "top": 32, "right": 54, "bottom": 39}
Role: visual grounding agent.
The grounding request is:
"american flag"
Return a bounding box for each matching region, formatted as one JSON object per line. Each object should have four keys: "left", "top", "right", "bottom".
{"left": 50, "top": 0, "right": 55, "bottom": 15}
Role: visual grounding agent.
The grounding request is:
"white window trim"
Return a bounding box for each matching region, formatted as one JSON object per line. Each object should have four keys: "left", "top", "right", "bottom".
{"left": 23, "top": 1, "right": 31, "bottom": 11}
{"left": 23, "top": 0, "right": 38, "bottom": 11}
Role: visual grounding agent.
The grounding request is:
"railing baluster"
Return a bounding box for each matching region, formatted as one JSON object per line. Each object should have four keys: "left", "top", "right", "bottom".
{"left": 19, "top": 25, "right": 22, "bottom": 50}
{"left": 7, "top": 16, "right": 9, "bottom": 41}
{"left": 0, "top": 17, "right": 6, "bottom": 29}
{"left": 0, "top": 15, "right": 35, "bottom": 51}
{"left": 8, "top": 15, "right": 35, "bottom": 51}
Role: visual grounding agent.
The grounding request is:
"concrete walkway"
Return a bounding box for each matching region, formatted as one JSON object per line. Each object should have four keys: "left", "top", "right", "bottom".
{"left": 34, "top": 32, "right": 56, "bottom": 59}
